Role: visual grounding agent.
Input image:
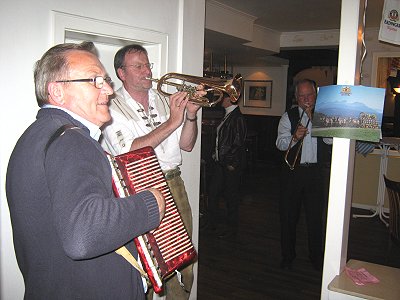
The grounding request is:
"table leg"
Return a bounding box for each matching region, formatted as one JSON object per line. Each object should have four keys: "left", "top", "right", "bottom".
{"left": 352, "top": 145, "right": 389, "bottom": 226}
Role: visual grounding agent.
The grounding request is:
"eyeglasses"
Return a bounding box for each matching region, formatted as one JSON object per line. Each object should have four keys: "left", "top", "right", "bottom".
{"left": 297, "top": 93, "right": 316, "bottom": 101}
{"left": 55, "top": 76, "right": 112, "bottom": 89}
{"left": 122, "top": 63, "right": 154, "bottom": 71}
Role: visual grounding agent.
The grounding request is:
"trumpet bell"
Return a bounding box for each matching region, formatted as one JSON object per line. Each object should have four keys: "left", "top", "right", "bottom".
{"left": 224, "top": 74, "right": 242, "bottom": 103}
{"left": 148, "top": 73, "right": 243, "bottom": 107}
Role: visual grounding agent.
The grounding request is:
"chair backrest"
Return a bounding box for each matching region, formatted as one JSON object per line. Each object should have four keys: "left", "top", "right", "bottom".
{"left": 383, "top": 175, "right": 400, "bottom": 241}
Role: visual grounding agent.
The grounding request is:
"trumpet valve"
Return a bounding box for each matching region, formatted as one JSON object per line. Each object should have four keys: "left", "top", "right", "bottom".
{"left": 176, "top": 83, "right": 198, "bottom": 98}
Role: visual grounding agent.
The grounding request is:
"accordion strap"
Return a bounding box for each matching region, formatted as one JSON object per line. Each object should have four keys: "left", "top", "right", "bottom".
{"left": 45, "top": 124, "right": 80, "bottom": 155}
{"left": 115, "top": 246, "right": 148, "bottom": 279}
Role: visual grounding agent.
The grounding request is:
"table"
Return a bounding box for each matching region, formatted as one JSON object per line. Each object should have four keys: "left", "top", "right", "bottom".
{"left": 353, "top": 137, "right": 400, "bottom": 226}
{"left": 328, "top": 259, "right": 400, "bottom": 300}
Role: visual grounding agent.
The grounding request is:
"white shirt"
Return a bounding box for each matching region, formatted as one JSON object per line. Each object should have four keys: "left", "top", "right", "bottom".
{"left": 276, "top": 106, "right": 332, "bottom": 164}
{"left": 42, "top": 105, "right": 101, "bottom": 141}
{"left": 101, "top": 87, "right": 183, "bottom": 170}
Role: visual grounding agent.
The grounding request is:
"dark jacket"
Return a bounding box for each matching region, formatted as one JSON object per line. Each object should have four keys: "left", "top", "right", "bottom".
{"left": 216, "top": 106, "right": 247, "bottom": 170}
{"left": 6, "top": 108, "right": 160, "bottom": 299}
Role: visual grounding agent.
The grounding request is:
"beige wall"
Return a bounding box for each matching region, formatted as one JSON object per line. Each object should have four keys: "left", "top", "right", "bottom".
{"left": 234, "top": 65, "right": 288, "bottom": 117}
{"left": 352, "top": 150, "right": 400, "bottom": 209}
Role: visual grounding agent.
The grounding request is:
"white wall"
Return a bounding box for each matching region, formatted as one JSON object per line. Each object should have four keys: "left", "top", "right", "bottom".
{"left": 0, "top": 1, "right": 205, "bottom": 299}
{"left": 361, "top": 28, "right": 400, "bottom": 87}
{"left": 235, "top": 66, "right": 288, "bottom": 116}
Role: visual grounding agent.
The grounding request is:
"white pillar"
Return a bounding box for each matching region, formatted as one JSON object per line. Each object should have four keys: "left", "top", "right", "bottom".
{"left": 320, "top": 0, "right": 364, "bottom": 299}
{"left": 178, "top": 1, "right": 206, "bottom": 299}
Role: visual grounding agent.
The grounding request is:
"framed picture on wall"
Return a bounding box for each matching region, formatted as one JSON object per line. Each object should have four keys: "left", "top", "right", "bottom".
{"left": 243, "top": 80, "right": 272, "bottom": 108}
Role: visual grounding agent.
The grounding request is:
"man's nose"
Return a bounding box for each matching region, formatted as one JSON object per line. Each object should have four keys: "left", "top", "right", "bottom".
{"left": 103, "top": 81, "right": 114, "bottom": 95}
{"left": 143, "top": 67, "right": 152, "bottom": 76}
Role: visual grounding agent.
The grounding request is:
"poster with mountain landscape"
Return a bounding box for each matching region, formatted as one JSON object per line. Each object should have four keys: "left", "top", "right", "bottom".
{"left": 312, "top": 85, "right": 385, "bottom": 142}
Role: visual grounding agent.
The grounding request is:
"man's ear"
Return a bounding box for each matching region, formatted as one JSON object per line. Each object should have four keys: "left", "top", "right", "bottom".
{"left": 117, "top": 68, "right": 125, "bottom": 81}
{"left": 48, "top": 82, "right": 65, "bottom": 105}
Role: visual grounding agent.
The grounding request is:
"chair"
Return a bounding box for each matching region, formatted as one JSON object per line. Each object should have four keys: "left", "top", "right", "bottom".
{"left": 383, "top": 175, "right": 400, "bottom": 245}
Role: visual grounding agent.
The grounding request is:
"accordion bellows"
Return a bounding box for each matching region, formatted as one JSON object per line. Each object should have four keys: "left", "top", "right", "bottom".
{"left": 107, "top": 146, "right": 197, "bottom": 293}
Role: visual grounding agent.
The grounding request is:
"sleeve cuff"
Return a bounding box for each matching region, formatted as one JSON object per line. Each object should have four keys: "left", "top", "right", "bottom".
{"left": 140, "top": 190, "right": 160, "bottom": 230}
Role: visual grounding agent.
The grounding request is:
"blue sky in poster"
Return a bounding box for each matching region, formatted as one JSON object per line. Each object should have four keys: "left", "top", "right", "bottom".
{"left": 315, "top": 85, "right": 385, "bottom": 124}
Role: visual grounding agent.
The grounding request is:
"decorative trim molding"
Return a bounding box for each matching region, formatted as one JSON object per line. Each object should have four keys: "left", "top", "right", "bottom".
{"left": 51, "top": 11, "right": 168, "bottom": 77}
{"left": 205, "top": 0, "right": 256, "bottom": 41}
{"left": 280, "top": 29, "right": 340, "bottom": 48}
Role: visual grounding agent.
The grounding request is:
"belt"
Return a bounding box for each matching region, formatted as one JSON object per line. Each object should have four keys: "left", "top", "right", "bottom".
{"left": 298, "top": 163, "right": 318, "bottom": 168}
{"left": 163, "top": 167, "right": 181, "bottom": 180}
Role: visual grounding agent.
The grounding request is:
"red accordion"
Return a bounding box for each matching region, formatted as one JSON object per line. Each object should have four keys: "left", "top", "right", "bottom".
{"left": 106, "top": 146, "right": 197, "bottom": 293}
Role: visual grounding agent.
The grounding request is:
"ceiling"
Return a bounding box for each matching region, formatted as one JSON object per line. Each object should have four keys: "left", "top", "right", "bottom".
{"left": 204, "top": 0, "right": 385, "bottom": 67}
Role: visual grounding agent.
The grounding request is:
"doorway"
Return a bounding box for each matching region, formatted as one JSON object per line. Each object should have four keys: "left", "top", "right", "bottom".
{"left": 372, "top": 52, "right": 400, "bottom": 136}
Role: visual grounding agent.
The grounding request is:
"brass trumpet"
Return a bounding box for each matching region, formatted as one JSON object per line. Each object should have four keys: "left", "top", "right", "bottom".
{"left": 284, "top": 107, "right": 313, "bottom": 170}
{"left": 147, "top": 73, "right": 243, "bottom": 107}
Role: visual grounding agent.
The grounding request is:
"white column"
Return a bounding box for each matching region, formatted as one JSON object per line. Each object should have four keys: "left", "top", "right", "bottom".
{"left": 321, "top": 0, "right": 364, "bottom": 299}
{"left": 178, "top": 1, "right": 206, "bottom": 299}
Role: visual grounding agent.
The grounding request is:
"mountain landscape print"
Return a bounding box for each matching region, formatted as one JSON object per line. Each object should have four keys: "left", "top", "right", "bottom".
{"left": 312, "top": 85, "right": 385, "bottom": 142}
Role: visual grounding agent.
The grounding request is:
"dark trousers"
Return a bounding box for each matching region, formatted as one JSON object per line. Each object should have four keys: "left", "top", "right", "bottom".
{"left": 207, "top": 161, "right": 242, "bottom": 232}
{"left": 279, "top": 164, "right": 329, "bottom": 262}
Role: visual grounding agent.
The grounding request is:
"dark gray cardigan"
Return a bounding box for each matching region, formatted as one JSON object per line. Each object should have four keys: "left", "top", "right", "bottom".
{"left": 6, "top": 108, "right": 160, "bottom": 299}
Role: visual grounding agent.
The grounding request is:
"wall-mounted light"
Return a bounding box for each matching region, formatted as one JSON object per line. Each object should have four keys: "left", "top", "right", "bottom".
{"left": 388, "top": 75, "right": 400, "bottom": 94}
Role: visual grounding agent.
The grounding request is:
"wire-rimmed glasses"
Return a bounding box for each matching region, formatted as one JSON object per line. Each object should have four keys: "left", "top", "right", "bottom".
{"left": 122, "top": 63, "right": 154, "bottom": 71}
{"left": 55, "top": 76, "right": 112, "bottom": 89}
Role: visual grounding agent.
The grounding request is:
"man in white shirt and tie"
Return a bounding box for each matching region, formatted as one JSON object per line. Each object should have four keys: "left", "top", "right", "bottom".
{"left": 276, "top": 79, "right": 332, "bottom": 271}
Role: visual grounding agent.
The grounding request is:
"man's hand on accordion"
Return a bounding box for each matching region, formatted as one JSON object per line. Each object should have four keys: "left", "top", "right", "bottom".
{"left": 148, "top": 188, "right": 166, "bottom": 222}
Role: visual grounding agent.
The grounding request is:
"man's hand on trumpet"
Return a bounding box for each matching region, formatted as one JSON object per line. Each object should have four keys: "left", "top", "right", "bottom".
{"left": 186, "top": 84, "right": 206, "bottom": 115}
{"left": 293, "top": 124, "right": 309, "bottom": 142}
{"left": 294, "top": 105, "right": 313, "bottom": 142}
{"left": 168, "top": 91, "right": 191, "bottom": 128}
{"left": 168, "top": 85, "right": 206, "bottom": 127}
{"left": 303, "top": 105, "right": 314, "bottom": 119}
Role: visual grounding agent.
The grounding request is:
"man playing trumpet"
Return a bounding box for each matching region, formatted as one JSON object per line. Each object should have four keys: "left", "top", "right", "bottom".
{"left": 101, "top": 44, "right": 204, "bottom": 300}
{"left": 276, "top": 79, "right": 332, "bottom": 272}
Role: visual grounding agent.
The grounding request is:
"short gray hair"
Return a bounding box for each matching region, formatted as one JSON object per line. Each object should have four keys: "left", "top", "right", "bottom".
{"left": 294, "top": 79, "right": 317, "bottom": 98}
{"left": 34, "top": 41, "right": 97, "bottom": 107}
